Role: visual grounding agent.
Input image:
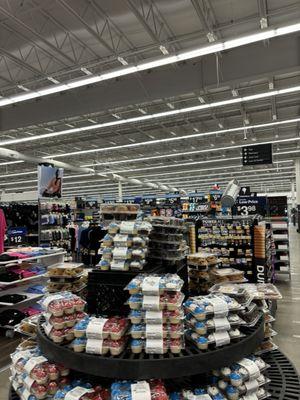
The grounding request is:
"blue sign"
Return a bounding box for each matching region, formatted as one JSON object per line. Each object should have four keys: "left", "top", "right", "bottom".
{"left": 7, "top": 227, "right": 28, "bottom": 244}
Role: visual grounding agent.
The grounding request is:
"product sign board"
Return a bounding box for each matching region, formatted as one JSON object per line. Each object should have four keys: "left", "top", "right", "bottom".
{"left": 242, "top": 144, "right": 272, "bottom": 166}
{"left": 233, "top": 196, "right": 267, "bottom": 216}
{"left": 239, "top": 186, "right": 251, "bottom": 196}
{"left": 38, "top": 165, "right": 63, "bottom": 199}
{"left": 7, "top": 227, "right": 28, "bottom": 245}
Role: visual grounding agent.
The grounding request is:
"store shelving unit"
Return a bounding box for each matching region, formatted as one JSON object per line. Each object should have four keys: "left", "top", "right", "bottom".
{"left": 0, "top": 250, "right": 65, "bottom": 337}
{"left": 270, "top": 217, "right": 291, "bottom": 280}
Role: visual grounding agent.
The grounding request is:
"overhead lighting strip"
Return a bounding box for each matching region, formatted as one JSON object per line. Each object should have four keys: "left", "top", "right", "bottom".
{"left": 0, "top": 89, "right": 300, "bottom": 148}
{"left": 0, "top": 22, "right": 299, "bottom": 108}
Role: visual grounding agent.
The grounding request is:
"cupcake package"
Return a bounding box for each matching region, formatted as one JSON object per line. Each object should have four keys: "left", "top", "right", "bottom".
{"left": 71, "top": 316, "right": 129, "bottom": 356}
{"left": 40, "top": 292, "right": 86, "bottom": 344}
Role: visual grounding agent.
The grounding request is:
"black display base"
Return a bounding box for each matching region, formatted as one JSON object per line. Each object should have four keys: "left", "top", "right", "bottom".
{"left": 37, "top": 316, "right": 264, "bottom": 379}
{"left": 9, "top": 350, "right": 300, "bottom": 400}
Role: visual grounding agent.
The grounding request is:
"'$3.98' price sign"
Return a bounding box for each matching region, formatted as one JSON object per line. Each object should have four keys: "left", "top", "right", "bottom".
{"left": 234, "top": 196, "right": 266, "bottom": 217}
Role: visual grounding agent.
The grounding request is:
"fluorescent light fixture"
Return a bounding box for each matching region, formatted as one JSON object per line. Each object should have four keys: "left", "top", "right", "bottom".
{"left": 167, "top": 103, "right": 175, "bottom": 109}
{"left": 198, "top": 96, "right": 205, "bottom": 103}
{"left": 0, "top": 160, "right": 24, "bottom": 166}
{"left": 65, "top": 123, "right": 74, "bottom": 128}
{"left": 87, "top": 119, "right": 97, "bottom": 123}
{"left": 117, "top": 57, "right": 128, "bottom": 66}
{"left": 2, "top": 83, "right": 300, "bottom": 147}
{"left": 159, "top": 45, "right": 169, "bottom": 55}
{"left": 80, "top": 68, "right": 93, "bottom": 75}
{"left": 218, "top": 123, "right": 224, "bottom": 128}
{"left": 170, "top": 131, "right": 177, "bottom": 136}
{"left": 17, "top": 85, "right": 30, "bottom": 92}
{"left": 46, "top": 116, "right": 300, "bottom": 159}
{"left": 0, "top": 22, "right": 297, "bottom": 108}
{"left": 138, "top": 108, "right": 147, "bottom": 114}
{"left": 47, "top": 77, "right": 60, "bottom": 84}
{"left": 112, "top": 113, "right": 121, "bottom": 119}
{"left": 232, "top": 89, "right": 238, "bottom": 97}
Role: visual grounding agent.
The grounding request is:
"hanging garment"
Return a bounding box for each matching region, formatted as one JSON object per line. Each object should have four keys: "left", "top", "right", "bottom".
{"left": 0, "top": 209, "right": 7, "bottom": 254}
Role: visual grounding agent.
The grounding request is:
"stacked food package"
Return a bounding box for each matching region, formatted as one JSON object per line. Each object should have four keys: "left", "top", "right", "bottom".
{"left": 111, "top": 380, "right": 168, "bottom": 400}
{"left": 47, "top": 263, "right": 85, "bottom": 293}
{"left": 184, "top": 294, "right": 246, "bottom": 350}
{"left": 126, "top": 274, "right": 185, "bottom": 354}
{"left": 40, "top": 292, "right": 86, "bottom": 344}
{"left": 70, "top": 316, "right": 129, "bottom": 355}
{"left": 209, "top": 283, "right": 281, "bottom": 354}
{"left": 147, "top": 217, "right": 188, "bottom": 262}
{"left": 10, "top": 345, "right": 70, "bottom": 400}
{"left": 99, "top": 220, "right": 152, "bottom": 271}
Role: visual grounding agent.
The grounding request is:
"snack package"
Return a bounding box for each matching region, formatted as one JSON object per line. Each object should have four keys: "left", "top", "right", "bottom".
{"left": 126, "top": 274, "right": 184, "bottom": 295}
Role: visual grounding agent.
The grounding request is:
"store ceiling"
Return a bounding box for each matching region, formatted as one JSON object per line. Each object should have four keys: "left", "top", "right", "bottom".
{"left": 0, "top": 0, "right": 299, "bottom": 197}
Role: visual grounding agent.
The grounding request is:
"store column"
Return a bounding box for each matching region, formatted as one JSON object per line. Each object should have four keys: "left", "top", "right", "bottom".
{"left": 295, "top": 158, "right": 300, "bottom": 232}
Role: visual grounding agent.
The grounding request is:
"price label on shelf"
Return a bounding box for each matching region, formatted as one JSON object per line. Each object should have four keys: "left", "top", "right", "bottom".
{"left": 7, "top": 227, "right": 28, "bottom": 245}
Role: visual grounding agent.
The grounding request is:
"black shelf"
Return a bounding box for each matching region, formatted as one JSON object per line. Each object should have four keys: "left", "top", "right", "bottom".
{"left": 10, "top": 349, "right": 300, "bottom": 400}
{"left": 37, "top": 316, "right": 264, "bottom": 379}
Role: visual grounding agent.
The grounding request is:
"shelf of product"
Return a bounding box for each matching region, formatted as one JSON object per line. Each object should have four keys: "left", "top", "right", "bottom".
{"left": 187, "top": 252, "right": 246, "bottom": 295}
{"left": 46, "top": 262, "right": 86, "bottom": 294}
{"left": 196, "top": 216, "right": 263, "bottom": 281}
{"left": 268, "top": 217, "right": 291, "bottom": 279}
{"left": 37, "top": 284, "right": 265, "bottom": 379}
{"left": 97, "top": 219, "right": 152, "bottom": 272}
{"left": 39, "top": 200, "right": 74, "bottom": 251}
{"left": 9, "top": 347, "right": 300, "bottom": 400}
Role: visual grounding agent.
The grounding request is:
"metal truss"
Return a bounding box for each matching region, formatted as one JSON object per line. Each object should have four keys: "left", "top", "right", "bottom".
{"left": 190, "top": 0, "right": 219, "bottom": 41}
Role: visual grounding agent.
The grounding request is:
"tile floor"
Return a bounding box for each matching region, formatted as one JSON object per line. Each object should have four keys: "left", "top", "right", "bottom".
{"left": 0, "top": 226, "right": 299, "bottom": 399}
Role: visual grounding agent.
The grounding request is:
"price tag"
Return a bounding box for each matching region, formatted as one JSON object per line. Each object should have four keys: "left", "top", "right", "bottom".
{"left": 24, "top": 356, "right": 47, "bottom": 374}
{"left": 131, "top": 381, "right": 151, "bottom": 400}
{"left": 238, "top": 359, "right": 260, "bottom": 379}
{"left": 213, "top": 317, "right": 231, "bottom": 331}
{"left": 142, "top": 295, "right": 160, "bottom": 311}
{"left": 242, "top": 394, "right": 258, "bottom": 400}
{"left": 7, "top": 227, "right": 28, "bottom": 245}
{"left": 65, "top": 387, "right": 94, "bottom": 400}
{"left": 86, "top": 318, "right": 108, "bottom": 339}
{"left": 111, "top": 260, "right": 127, "bottom": 271}
{"left": 209, "top": 298, "right": 229, "bottom": 316}
{"left": 120, "top": 221, "right": 136, "bottom": 234}
{"left": 113, "top": 247, "right": 129, "bottom": 259}
{"left": 145, "top": 310, "right": 163, "bottom": 323}
{"left": 42, "top": 294, "right": 63, "bottom": 309}
{"left": 193, "top": 396, "right": 212, "bottom": 400}
{"left": 244, "top": 379, "right": 259, "bottom": 393}
{"left": 21, "top": 388, "right": 32, "bottom": 400}
{"left": 86, "top": 338, "right": 103, "bottom": 354}
{"left": 146, "top": 323, "right": 163, "bottom": 339}
{"left": 24, "top": 376, "right": 35, "bottom": 390}
{"left": 213, "top": 331, "right": 230, "bottom": 347}
{"left": 43, "top": 322, "right": 53, "bottom": 336}
{"left": 145, "top": 338, "right": 164, "bottom": 354}
{"left": 142, "top": 277, "right": 161, "bottom": 294}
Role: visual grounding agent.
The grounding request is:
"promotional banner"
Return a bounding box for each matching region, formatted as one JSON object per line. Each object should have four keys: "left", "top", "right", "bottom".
{"left": 38, "top": 165, "right": 63, "bottom": 198}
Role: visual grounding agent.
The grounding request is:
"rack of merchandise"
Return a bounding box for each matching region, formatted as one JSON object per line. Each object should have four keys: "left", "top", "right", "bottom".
{"left": 38, "top": 200, "right": 74, "bottom": 251}
{"left": 0, "top": 248, "right": 65, "bottom": 337}
{"left": 196, "top": 216, "right": 257, "bottom": 280}
{"left": 269, "top": 217, "right": 290, "bottom": 279}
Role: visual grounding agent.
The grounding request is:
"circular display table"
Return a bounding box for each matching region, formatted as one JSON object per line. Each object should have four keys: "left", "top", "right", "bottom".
{"left": 9, "top": 350, "right": 300, "bottom": 400}
{"left": 37, "top": 316, "right": 264, "bottom": 379}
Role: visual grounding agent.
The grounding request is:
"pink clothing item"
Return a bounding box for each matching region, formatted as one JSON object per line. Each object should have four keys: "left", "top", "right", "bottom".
{"left": 0, "top": 209, "right": 6, "bottom": 254}
{"left": 5, "top": 252, "right": 28, "bottom": 259}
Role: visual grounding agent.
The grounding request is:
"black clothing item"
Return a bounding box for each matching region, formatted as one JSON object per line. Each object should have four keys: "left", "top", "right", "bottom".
{"left": 0, "top": 309, "right": 27, "bottom": 326}
{"left": 0, "top": 294, "right": 27, "bottom": 304}
{"left": 0, "top": 254, "right": 18, "bottom": 262}
{"left": 0, "top": 271, "right": 21, "bottom": 282}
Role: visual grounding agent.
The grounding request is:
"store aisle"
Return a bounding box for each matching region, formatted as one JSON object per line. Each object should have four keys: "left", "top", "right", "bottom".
{"left": 274, "top": 225, "right": 300, "bottom": 371}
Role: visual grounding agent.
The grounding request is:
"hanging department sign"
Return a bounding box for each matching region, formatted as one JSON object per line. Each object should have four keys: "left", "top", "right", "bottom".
{"left": 242, "top": 144, "right": 272, "bottom": 165}
{"left": 233, "top": 196, "right": 267, "bottom": 216}
{"left": 38, "top": 165, "right": 63, "bottom": 199}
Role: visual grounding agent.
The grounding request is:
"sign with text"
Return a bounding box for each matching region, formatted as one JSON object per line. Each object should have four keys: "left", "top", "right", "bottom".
{"left": 233, "top": 196, "right": 267, "bottom": 216}
{"left": 7, "top": 227, "right": 28, "bottom": 245}
{"left": 242, "top": 144, "right": 272, "bottom": 166}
